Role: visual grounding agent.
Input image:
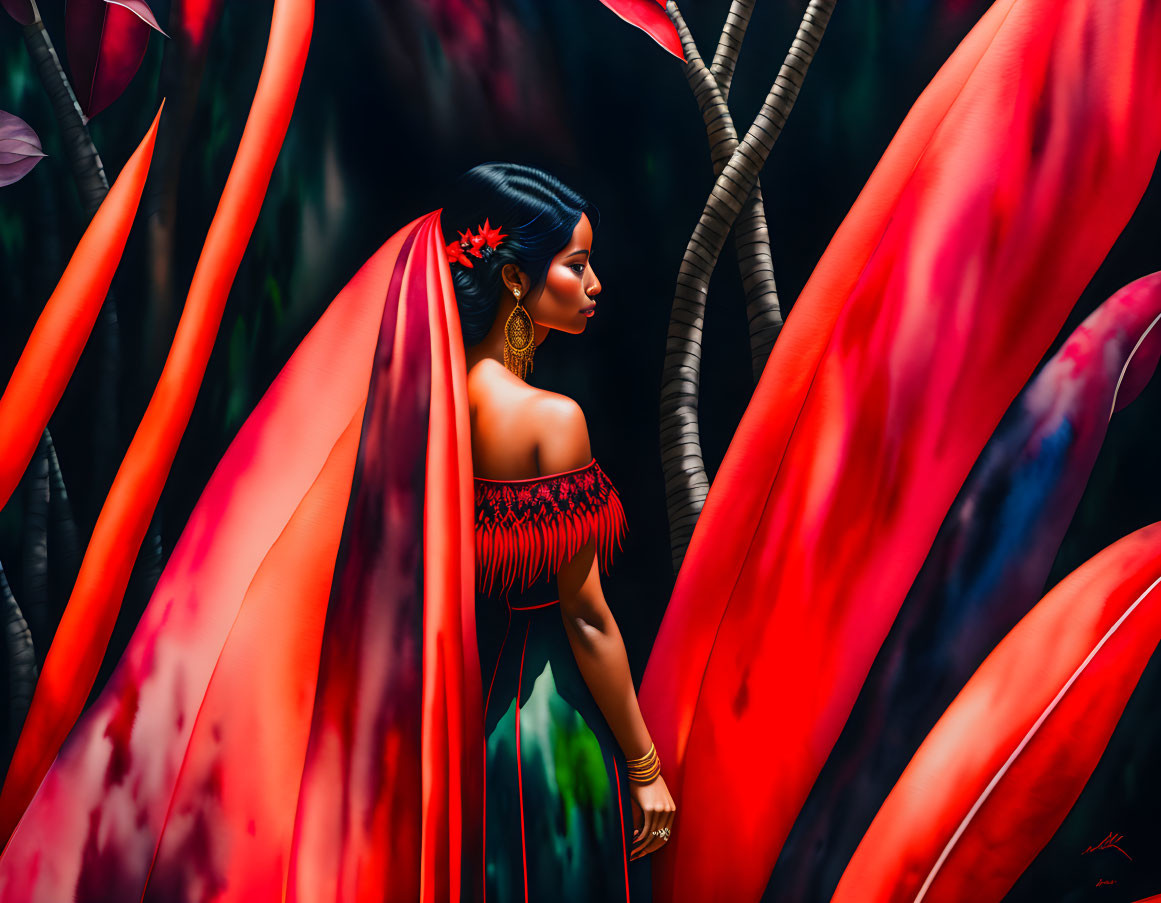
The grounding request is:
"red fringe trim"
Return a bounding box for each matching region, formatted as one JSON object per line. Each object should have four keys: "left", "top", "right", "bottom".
{"left": 474, "top": 459, "right": 629, "bottom": 598}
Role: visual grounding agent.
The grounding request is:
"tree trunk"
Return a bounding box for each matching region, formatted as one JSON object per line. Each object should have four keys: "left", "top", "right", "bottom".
{"left": 45, "top": 430, "right": 81, "bottom": 651}
{"left": 22, "top": 16, "right": 122, "bottom": 517}
{"left": 20, "top": 434, "right": 50, "bottom": 671}
{"left": 1, "top": 562, "right": 37, "bottom": 763}
{"left": 660, "top": 0, "right": 837, "bottom": 571}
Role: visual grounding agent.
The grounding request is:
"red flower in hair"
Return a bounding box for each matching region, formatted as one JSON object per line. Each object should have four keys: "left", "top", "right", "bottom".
{"left": 446, "top": 241, "right": 473, "bottom": 268}
{"left": 480, "top": 218, "right": 508, "bottom": 250}
{"left": 448, "top": 220, "right": 508, "bottom": 265}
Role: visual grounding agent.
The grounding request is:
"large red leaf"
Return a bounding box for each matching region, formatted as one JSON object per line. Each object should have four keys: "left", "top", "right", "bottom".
{"left": 66, "top": 0, "right": 167, "bottom": 117}
{"left": 773, "top": 272, "right": 1161, "bottom": 902}
{"left": 831, "top": 522, "right": 1161, "bottom": 902}
{"left": 596, "top": 0, "right": 684, "bottom": 60}
{"left": 0, "top": 0, "right": 314, "bottom": 853}
{"left": 637, "top": 0, "right": 1161, "bottom": 900}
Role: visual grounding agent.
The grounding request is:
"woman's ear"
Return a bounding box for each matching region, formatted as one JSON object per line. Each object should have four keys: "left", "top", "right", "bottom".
{"left": 501, "top": 263, "right": 529, "bottom": 297}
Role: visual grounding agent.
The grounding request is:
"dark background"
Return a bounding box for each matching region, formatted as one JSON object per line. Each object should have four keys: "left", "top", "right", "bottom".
{"left": 1, "top": 1, "right": 1159, "bottom": 899}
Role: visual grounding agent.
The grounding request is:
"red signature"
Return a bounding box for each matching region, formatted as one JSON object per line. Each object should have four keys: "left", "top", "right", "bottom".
{"left": 1081, "top": 832, "right": 1132, "bottom": 861}
{"left": 1096, "top": 878, "right": 1117, "bottom": 887}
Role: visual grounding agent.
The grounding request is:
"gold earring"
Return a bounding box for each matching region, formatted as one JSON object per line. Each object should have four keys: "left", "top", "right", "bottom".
{"left": 504, "top": 287, "right": 535, "bottom": 380}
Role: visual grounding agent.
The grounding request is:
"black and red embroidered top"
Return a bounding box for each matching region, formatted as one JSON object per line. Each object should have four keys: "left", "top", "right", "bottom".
{"left": 474, "top": 457, "right": 629, "bottom": 598}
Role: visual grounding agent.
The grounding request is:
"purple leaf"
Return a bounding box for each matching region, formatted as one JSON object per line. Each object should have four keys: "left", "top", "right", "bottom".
{"left": 0, "top": 111, "right": 46, "bottom": 188}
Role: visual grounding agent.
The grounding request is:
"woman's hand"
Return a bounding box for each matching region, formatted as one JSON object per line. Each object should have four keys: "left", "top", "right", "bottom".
{"left": 628, "top": 773, "right": 676, "bottom": 860}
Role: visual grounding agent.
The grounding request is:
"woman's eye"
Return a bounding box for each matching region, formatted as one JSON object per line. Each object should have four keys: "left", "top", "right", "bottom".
{"left": 569, "top": 263, "right": 586, "bottom": 275}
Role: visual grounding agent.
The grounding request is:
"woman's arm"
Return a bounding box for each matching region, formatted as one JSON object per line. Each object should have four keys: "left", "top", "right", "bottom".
{"left": 536, "top": 396, "right": 676, "bottom": 860}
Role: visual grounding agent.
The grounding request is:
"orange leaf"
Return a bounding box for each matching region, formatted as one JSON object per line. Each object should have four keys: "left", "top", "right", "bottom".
{"left": 0, "top": 105, "right": 162, "bottom": 509}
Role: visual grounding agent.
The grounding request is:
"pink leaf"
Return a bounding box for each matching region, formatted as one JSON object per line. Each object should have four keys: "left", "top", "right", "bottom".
{"left": 832, "top": 522, "right": 1161, "bottom": 902}
{"left": 65, "top": 0, "right": 166, "bottom": 118}
{"left": 106, "top": 0, "right": 169, "bottom": 37}
{"left": 596, "top": 0, "right": 684, "bottom": 61}
{"left": 0, "top": 110, "right": 46, "bottom": 187}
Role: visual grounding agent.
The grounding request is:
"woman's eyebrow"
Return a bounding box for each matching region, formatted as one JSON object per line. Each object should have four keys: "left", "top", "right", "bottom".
{"left": 564, "top": 248, "right": 590, "bottom": 259}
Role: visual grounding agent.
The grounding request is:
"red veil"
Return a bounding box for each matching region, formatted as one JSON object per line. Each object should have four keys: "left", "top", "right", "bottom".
{"left": 0, "top": 210, "right": 485, "bottom": 902}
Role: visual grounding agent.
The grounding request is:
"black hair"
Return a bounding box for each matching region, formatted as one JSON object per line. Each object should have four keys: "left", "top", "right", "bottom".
{"left": 441, "top": 162, "right": 599, "bottom": 345}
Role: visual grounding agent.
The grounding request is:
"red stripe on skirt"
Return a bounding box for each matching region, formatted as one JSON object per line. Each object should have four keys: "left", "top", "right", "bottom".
{"left": 482, "top": 606, "right": 512, "bottom": 903}
{"left": 613, "top": 757, "right": 631, "bottom": 902}
{"left": 515, "top": 623, "right": 531, "bottom": 903}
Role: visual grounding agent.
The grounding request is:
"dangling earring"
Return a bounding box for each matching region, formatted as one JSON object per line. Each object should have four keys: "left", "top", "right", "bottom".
{"left": 504, "top": 286, "right": 535, "bottom": 380}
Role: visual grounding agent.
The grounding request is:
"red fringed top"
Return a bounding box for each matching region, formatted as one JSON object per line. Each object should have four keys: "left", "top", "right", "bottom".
{"left": 474, "top": 457, "right": 629, "bottom": 598}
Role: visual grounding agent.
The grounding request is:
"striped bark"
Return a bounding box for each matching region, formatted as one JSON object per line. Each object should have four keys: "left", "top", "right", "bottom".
{"left": 2, "top": 561, "right": 38, "bottom": 761}
{"left": 704, "top": 0, "right": 784, "bottom": 383}
{"left": 20, "top": 434, "right": 50, "bottom": 672}
{"left": 45, "top": 429, "right": 81, "bottom": 658}
{"left": 660, "top": 0, "right": 837, "bottom": 571}
{"left": 22, "top": 14, "right": 123, "bottom": 521}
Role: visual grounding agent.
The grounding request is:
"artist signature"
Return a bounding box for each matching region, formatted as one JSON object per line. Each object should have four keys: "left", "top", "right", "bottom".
{"left": 1095, "top": 878, "right": 1117, "bottom": 887}
{"left": 1081, "top": 831, "right": 1133, "bottom": 861}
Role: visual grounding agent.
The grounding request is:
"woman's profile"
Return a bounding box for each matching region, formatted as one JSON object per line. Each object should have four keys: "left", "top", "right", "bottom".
{"left": 445, "top": 163, "right": 675, "bottom": 899}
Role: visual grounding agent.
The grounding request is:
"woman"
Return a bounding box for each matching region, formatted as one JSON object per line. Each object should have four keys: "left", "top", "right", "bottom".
{"left": 444, "top": 163, "right": 676, "bottom": 900}
{"left": 0, "top": 163, "right": 672, "bottom": 902}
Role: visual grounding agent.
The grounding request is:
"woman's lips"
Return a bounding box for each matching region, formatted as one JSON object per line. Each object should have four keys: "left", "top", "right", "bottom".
{"left": 581, "top": 304, "right": 596, "bottom": 317}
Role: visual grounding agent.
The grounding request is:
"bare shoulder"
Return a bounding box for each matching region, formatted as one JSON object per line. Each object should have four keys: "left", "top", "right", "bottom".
{"left": 532, "top": 390, "right": 592, "bottom": 475}
{"left": 466, "top": 360, "right": 591, "bottom": 478}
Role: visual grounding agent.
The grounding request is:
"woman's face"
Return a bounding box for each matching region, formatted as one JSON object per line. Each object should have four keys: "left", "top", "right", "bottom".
{"left": 526, "top": 213, "right": 602, "bottom": 334}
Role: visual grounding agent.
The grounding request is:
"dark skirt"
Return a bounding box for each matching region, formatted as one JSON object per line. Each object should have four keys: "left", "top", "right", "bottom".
{"left": 477, "top": 590, "right": 653, "bottom": 902}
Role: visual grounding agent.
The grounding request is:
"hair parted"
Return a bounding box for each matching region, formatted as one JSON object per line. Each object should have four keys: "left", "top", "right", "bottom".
{"left": 440, "top": 162, "right": 599, "bottom": 346}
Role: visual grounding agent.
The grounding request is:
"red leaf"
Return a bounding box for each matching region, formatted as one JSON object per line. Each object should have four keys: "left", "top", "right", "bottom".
{"left": 637, "top": 0, "right": 1161, "bottom": 899}
{"left": 0, "top": 0, "right": 34, "bottom": 26}
{"left": 832, "top": 522, "right": 1161, "bottom": 903}
{"left": 596, "top": 0, "right": 684, "bottom": 61}
{"left": 66, "top": 0, "right": 166, "bottom": 118}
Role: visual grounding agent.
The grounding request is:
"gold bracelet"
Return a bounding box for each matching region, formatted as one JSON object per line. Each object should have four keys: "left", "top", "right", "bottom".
{"left": 626, "top": 743, "right": 661, "bottom": 784}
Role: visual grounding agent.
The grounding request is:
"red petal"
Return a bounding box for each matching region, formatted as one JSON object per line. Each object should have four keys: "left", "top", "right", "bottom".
{"left": 596, "top": 0, "right": 684, "bottom": 61}
{"left": 833, "top": 523, "right": 1161, "bottom": 902}
{"left": 638, "top": 0, "right": 1161, "bottom": 899}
